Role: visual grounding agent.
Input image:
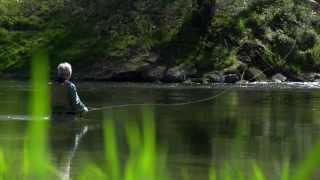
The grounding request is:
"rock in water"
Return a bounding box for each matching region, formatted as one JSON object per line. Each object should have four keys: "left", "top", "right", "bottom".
{"left": 204, "top": 71, "right": 225, "bottom": 83}
{"left": 224, "top": 74, "right": 240, "bottom": 83}
{"left": 245, "top": 67, "right": 267, "bottom": 81}
{"left": 303, "top": 73, "right": 320, "bottom": 82}
{"left": 164, "top": 64, "right": 197, "bottom": 82}
{"left": 142, "top": 66, "right": 166, "bottom": 82}
{"left": 272, "top": 73, "right": 287, "bottom": 82}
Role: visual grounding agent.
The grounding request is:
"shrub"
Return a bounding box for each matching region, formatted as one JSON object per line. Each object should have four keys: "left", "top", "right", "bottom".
{"left": 271, "top": 30, "right": 296, "bottom": 58}
{"left": 297, "top": 30, "right": 318, "bottom": 51}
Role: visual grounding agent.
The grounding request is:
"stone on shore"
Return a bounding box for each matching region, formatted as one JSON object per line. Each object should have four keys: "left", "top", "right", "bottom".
{"left": 142, "top": 66, "right": 167, "bottom": 82}
{"left": 244, "top": 67, "right": 267, "bottom": 81}
{"left": 224, "top": 74, "right": 240, "bottom": 83}
{"left": 163, "top": 64, "right": 197, "bottom": 82}
{"left": 204, "top": 71, "right": 225, "bottom": 83}
{"left": 272, "top": 73, "right": 287, "bottom": 82}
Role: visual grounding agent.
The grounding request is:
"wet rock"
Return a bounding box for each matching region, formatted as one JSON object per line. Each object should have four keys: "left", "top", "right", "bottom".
{"left": 308, "top": 0, "right": 320, "bottom": 12}
{"left": 272, "top": 73, "right": 287, "bottom": 82}
{"left": 201, "top": 77, "right": 210, "bottom": 84}
{"left": 76, "top": 54, "right": 152, "bottom": 81}
{"left": 141, "top": 66, "right": 166, "bottom": 82}
{"left": 143, "top": 52, "right": 159, "bottom": 64}
{"left": 204, "top": 71, "right": 225, "bottom": 83}
{"left": 303, "top": 73, "right": 320, "bottom": 82}
{"left": 281, "top": 70, "right": 305, "bottom": 82}
{"left": 236, "top": 80, "right": 249, "bottom": 85}
{"left": 245, "top": 67, "right": 267, "bottom": 81}
{"left": 182, "top": 79, "right": 194, "bottom": 85}
{"left": 164, "top": 64, "right": 197, "bottom": 82}
{"left": 189, "top": 77, "right": 209, "bottom": 84}
{"left": 190, "top": 78, "right": 203, "bottom": 83}
{"left": 224, "top": 74, "right": 240, "bottom": 83}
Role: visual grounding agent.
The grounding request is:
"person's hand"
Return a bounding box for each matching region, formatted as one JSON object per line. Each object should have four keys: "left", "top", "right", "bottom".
{"left": 84, "top": 107, "right": 88, "bottom": 113}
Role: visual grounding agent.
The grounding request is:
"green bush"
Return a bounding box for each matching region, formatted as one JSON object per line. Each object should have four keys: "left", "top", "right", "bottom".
{"left": 297, "top": 30, "right": 318, "bottom": 51}
{"left": 271, "top": 30, "right": 296, "bottom": 58}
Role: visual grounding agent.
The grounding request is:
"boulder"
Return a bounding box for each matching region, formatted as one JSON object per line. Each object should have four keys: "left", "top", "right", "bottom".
{"left": 224, "top": 74, "right": 240, "bottom": 83}
{"left": 272, "top": 73, "right": 287, "bottom": 82}
{"left": 201, "top": 77, "right": 210, "bottom": 84}
{"left": 164, "top": 64, "right": 197, "bottom": 82}
{"left": 143, "top": 52, "right": 159, "bottom": 64}
{"left": 281, "top": 70, "right": 305, "bottom": 82}
{"left": 236, "top": 80, "right": 249, "bottom": 84}
{"left": 141, "top": 66, "right": 166, "bottom": 82}
{"left": 189, "top": 77, "right": 209, "bottom": 84}
{"left": 183, "top": 79, "right": 194, "bottom": 85}
{"left": 190, "top": 78, "right": 203, "bottom": 83}
{"left": 303, "top": 73, "right": 320, "bottom": 82}
{"left": 244, "top": 67, "right": 267, "bottom": 81}
{"left": 308, "top": 0, "right": 320, "bottom": 12}
{"left": 204, "top": 71, "right": 225, "bottom": 83}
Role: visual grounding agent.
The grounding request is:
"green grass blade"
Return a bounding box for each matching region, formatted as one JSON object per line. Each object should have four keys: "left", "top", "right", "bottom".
{"left": 141, "top": 106, "right": 156, "bottom": 180}
{"left": 27, "top": 50, "right": 50, "bottom": 179}
{"left": 104, "top": 111, "right": 120, "bottom": 180}
{"left": 181, "top": 168, "right": 190, "bottom": 180}
{"left": 252, "top": 162, "right": 265, "bottom": 180}
{"left": 78, "top": 164, "right": 108, "bottom": 180}
{"left": 281, "top": 160, "right": 290, "bottom": 180}
{"left": 125, "top": 120, "right": 141, "bottom": 155}
{"left": 0, "top": 149, "right": 6, "bottom": 180}
{"left": 209, "top": 165, "right": 217, "bottom": 180}
{"left": 292, "top": 142, "right": 320, "bottom": 180}
{"left": 222, "top": 163, "right": 232, "bottom": 180}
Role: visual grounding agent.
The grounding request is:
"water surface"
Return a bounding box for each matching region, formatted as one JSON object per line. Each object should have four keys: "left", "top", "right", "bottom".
{"left": 1, "top": 80, "right": 320, "bottom": 179}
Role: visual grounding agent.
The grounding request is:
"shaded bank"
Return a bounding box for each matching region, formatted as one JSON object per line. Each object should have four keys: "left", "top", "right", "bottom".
{"left": 1, "top": 0, "right": 320, "bottom": 83}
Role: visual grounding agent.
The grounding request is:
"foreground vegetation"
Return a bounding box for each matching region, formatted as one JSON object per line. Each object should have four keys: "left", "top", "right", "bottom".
{"left": 1, "top": 0, "right": 320, "bottom": 82}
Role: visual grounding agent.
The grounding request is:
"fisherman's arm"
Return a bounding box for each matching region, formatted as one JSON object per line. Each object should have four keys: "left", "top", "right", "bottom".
{"left": 68, "top": 83, "right": 88, "bottom": 113}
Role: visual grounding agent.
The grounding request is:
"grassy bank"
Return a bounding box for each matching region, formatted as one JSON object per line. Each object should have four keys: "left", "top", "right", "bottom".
{"left": 1, "top": 0, "right": 320, "bottom": 81}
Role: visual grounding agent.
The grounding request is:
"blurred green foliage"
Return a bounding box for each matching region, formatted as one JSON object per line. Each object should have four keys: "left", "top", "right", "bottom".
{"left": 1, "top": 0, "right": 320, "bottom": 76}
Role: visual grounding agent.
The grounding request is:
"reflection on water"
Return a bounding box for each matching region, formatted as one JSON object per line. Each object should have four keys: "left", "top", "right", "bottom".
{"left": 1, "top": 80, "right": 320, "bottom": 179}
{"left": 50, "top": 118, "right": 88, "bottom": 180}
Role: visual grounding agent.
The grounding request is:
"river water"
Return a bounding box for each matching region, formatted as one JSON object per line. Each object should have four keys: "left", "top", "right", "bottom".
{"left": 1, "top": 79, "right": 320, "bottom": 179}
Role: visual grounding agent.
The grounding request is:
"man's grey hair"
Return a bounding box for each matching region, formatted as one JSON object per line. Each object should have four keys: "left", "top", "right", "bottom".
{"left": 57, "top": 62, "right": 72, "bottom": 80}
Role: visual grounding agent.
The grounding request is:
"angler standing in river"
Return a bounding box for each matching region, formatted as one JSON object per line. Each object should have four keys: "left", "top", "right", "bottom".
{"left": 51, "top": 62, "right": 88, "bottom": 120}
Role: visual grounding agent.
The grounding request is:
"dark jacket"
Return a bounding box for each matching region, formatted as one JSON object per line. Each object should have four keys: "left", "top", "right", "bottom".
{"left": 51, "top": 79, "right": 88, "bottom": 114}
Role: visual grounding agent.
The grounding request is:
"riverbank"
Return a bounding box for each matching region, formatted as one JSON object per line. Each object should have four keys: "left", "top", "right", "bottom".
{"left": 5, "top": 54, "right": 320, "bottom": 84}
{"left": 1, "top": 1, "right": 320, "bottom": 85}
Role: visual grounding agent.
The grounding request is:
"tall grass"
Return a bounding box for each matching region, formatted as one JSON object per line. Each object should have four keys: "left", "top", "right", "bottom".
{"left": 99, "top": 106, "right": 163, "bottom": 180}
{"left": 26, "top": 50, "right": 52, "bottom": 179}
